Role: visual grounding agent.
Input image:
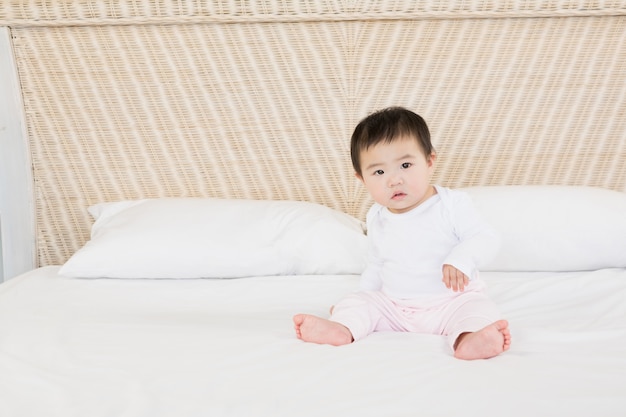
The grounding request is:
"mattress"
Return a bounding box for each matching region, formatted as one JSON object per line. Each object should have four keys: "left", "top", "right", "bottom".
{"left": 1, "top": 266, "right": 625, "bottom": 417}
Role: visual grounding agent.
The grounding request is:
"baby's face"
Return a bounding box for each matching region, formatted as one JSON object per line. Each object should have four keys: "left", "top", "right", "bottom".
{"left": 356, "top": 136, "right": 436, "bottom": 214}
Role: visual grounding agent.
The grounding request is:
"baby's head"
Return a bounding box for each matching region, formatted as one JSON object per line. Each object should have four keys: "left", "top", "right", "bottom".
{"left": 350, "top": 107, "right": 435, "bottom": 177}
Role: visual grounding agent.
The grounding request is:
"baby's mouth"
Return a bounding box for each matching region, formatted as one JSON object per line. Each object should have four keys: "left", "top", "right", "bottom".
{"left": 392, "top": 192, "right": 406, "bottom": 200}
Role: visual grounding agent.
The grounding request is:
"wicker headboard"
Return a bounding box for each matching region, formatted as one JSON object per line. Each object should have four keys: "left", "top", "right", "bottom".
{"left": 1, "top": 1, "right": 625, "bottom": 269}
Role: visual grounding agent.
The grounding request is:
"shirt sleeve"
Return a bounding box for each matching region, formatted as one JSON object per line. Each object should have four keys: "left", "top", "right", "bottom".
{"left": 359, "top": 204, "right": 384, "bottom": 291}
{"left": 359, "top": 261, "right": 383, "bottom": 291}
{"left": 442, "top": 190, "right": 501, "bottom": 280}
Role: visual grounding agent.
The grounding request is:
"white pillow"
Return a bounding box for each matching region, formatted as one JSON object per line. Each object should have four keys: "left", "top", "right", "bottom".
{"left": 59, "top": 198, "right": 367, "bottom": 278}
{"left": 461, "top": 186, "right": 626, "bottom": 271}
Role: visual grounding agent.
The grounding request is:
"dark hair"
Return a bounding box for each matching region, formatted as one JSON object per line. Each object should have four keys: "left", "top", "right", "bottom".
{"left": 350, "top": 107, "right": 434, "bottom": 177}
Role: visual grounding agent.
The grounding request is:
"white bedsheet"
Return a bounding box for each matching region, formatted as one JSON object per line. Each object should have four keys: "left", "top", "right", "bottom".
{"left": 1, "top": 266, "right": 625, "bottom": 417}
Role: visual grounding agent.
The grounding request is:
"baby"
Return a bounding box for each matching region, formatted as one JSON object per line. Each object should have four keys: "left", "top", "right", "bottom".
{"left": 293, "top": 107, "right": 511, "bottom": 360}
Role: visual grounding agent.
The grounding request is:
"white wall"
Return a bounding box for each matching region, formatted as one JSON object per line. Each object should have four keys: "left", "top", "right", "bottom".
{"left": 0, "top": 26, "right": 36, "bottom": 281}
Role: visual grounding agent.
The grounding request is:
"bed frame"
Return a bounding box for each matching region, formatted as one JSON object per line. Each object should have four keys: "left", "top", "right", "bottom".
{"left": 1, "top": 1, "right": 625, "bottom": 280}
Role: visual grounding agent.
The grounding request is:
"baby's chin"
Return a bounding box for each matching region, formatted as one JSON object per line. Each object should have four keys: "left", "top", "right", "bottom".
{"left": 387, "top": 201, "right": 418, "bottom": 214}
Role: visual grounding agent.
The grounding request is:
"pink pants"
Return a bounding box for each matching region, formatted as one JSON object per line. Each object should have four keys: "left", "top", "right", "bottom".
{"left": 329, "top": 290, "right": 501, "bottom": 351}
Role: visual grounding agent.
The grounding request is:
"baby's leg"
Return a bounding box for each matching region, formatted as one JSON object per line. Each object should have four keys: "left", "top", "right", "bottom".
{"left": 294, "top": 291, "right": 399, "bottom": 345}
{"left": 293, "top": 314, "right": 353, "bottom": 346}
{"left": 442, "top": 292, "right": 511, "bottom": 360}
{"left": 453, "top": 319, "right": 511, "bottom": 360}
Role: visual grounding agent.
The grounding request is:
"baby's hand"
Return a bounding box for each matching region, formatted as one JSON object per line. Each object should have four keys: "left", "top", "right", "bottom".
{"left": 442, "top": 264, "right": 468, "bottom": 292}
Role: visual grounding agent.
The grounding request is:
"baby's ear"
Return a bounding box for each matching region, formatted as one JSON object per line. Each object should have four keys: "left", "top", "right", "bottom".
{"left": 354, "top": 171, "right": 364, "bottom": 182}
{"left": 428, "top": 153, "right": 437, "bottom": 166}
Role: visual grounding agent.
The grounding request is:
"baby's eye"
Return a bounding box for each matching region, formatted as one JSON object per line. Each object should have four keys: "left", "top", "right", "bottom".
{"left": 374, "top": 169, "right": 384, "bottom": 176}
{"left": 401, "top": 162, "right": 412, "bottom": 169}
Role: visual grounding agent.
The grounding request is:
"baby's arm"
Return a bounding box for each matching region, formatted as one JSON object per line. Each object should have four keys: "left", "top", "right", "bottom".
{"left": 359, "top": 261, "right": 383, "bottom": 291}
{"left": 359, "top": 204, "right": 384, "bottom": 292}
{"left": 442, "top": 190, "right": 500, "bottom": 285}
{"left": 442, "top": 264, "right": 469, "bottom": 292}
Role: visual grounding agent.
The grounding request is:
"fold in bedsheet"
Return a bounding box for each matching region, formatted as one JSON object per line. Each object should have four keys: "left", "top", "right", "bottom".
{"left": 1, "top": 266, "right": 625, "bottom": 417}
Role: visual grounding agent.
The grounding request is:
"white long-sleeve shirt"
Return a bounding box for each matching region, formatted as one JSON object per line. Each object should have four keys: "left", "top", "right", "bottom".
{"left": 359, "top": 185, "right": 500, "bottom": 301}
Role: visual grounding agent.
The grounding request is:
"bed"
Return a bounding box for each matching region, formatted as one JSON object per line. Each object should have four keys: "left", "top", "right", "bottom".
{"left": 1, "top": 1, "right": 625, "bottom": 416}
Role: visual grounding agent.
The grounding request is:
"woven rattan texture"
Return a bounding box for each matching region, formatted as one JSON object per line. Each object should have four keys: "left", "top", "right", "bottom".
{"left": 7, "top": 7, "right": 626, "bottom": 266}
{"left": 3, "top": 1, "right": 626, "bottom": 26}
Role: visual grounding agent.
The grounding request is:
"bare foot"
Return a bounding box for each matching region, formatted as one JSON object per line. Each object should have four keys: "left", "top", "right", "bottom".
{"left": 453, "top": 319, "right": 511, "bottom": 360}
{"left": 293, "top": 314, "right": 353, "bottom": 346}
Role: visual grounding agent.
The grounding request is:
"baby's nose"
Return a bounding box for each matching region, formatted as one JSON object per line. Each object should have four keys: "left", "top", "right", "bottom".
{"left": 388, "top": 175, "right": 403, "bottom": 187}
